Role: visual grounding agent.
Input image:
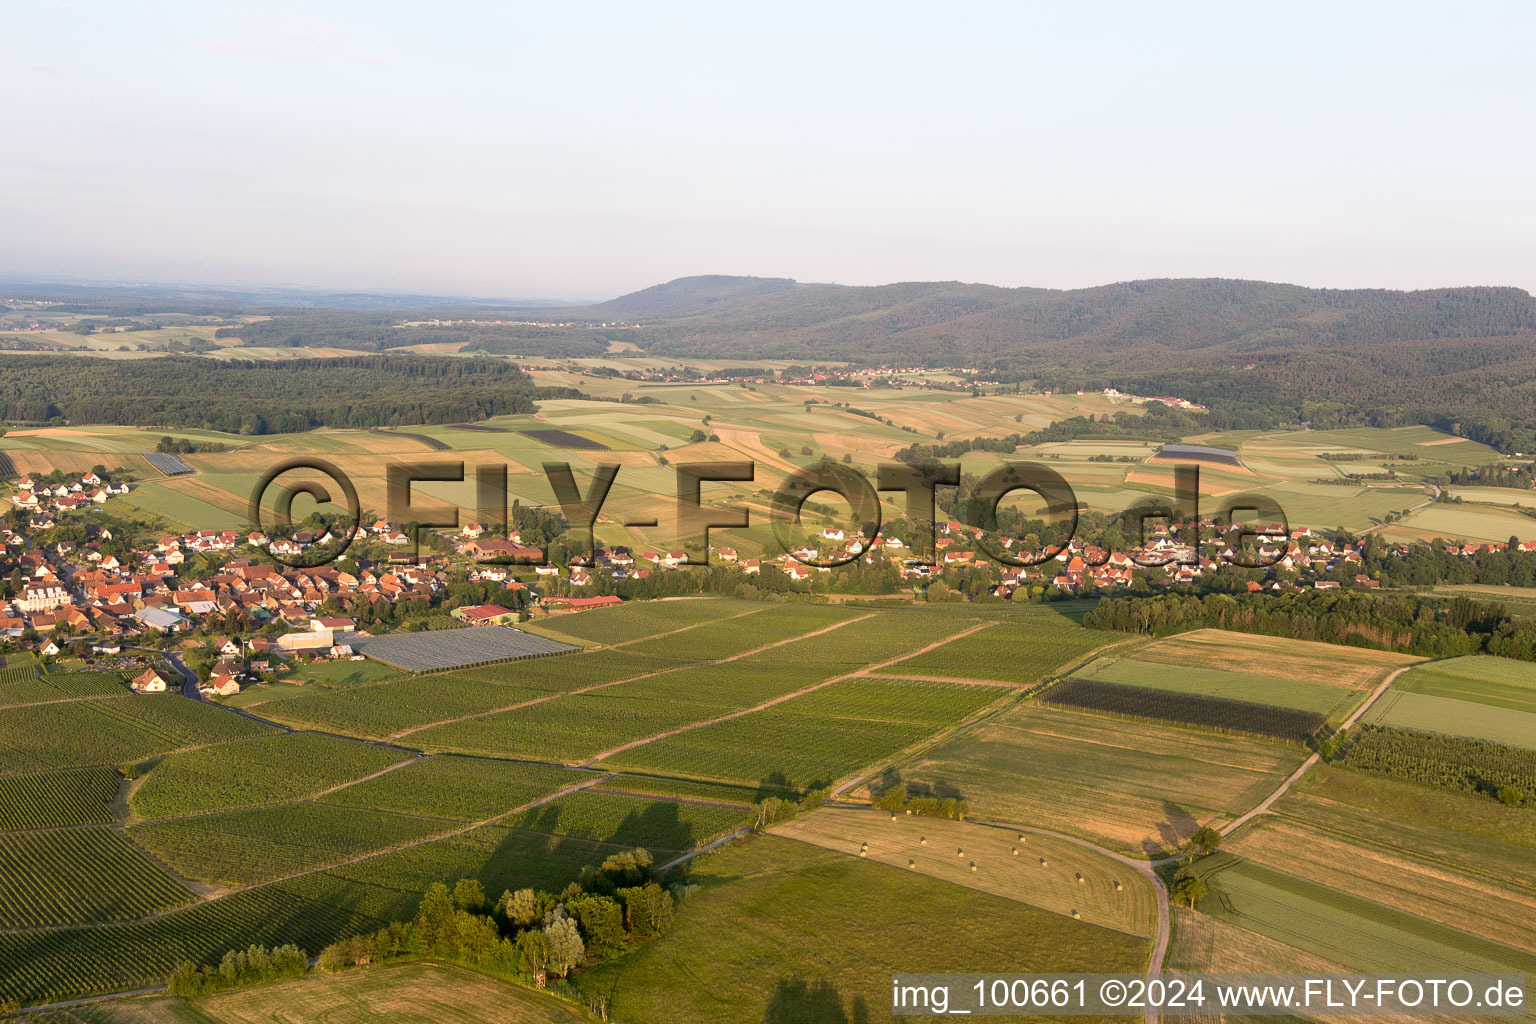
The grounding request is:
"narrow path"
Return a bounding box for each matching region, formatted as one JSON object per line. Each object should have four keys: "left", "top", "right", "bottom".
{"left": 386, "top": 612, "right": 877, "bottom": 741}
{"left": 657, "top": 826, "right": 753, "bottom": 873}
{"left": 1212, "top": 663, "right": 1413, "bottom": 840}
{"left": 583, "top": 621, "right": 998, "bottom": 768}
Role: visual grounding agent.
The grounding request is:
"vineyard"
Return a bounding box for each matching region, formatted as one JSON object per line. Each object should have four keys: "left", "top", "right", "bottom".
{"left": 255, "top": 674, "right": 548, "bottom": 739}
{"left": 410, "top": 691, "right": 721, "bottom": 763}
{"left": 528, "top": 597, "right": 762, "bottom": 646}
{"left": 501, "top": 790, "right": 751, "bottom": 851}
{"left": 0, "top": 767, "right": 120, "bottom": 831}
{"left": 0, "top": 877, "right": 386, "bottom": 1004}
{"left": 1339, "top": 725, "right": 1536, "bottom": 801}
{"left": 130, "top": 733, "right": 416, "bottom": 818}
{"left": 0, "top": 827, "right": 196, "bottom": 928}
{"left": 319, "top": 755, "right": 581, "bottom": 821}
{"left": 126, "top": 802, "right": 459, "bottom": 886}
{"left": 876, "top": 610, "right": 1104, "bottom": 682}
{"left": 1039, "top": 678, "right": 1328, "bottom": 743}
{"left": 604, "top": 707, "right": 935, "bottom": 790}
{"left": 773, "top": 676, "right": 1004, "bottom": 725}
{"left": 325, "top": 821, "right": 608, "bottom": 898}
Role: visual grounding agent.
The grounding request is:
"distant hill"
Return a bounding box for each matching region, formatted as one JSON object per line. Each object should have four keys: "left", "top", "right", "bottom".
{"left": 544, "top": 275, "right": 1536, "bottom": 451}
{"left": 553, "top": 275, "right": 1536, "bottom": 369}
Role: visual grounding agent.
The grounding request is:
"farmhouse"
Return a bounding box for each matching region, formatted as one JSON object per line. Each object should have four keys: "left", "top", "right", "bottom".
{"left": 130, "top": 669, "right": 170, "bottom": 693}
{"left": 453, "top": 603, "right": 516, "bottom": 625}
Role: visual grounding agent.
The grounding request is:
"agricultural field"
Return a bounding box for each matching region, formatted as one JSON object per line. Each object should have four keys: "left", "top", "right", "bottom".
{"left": 522, "top": 597, "right": 761, "bottom": 646}
{"left": 78, "top": 961, "right": 590, "bottom": 1024}
{"left": 256, "top": 673, "right": 553, "bottom": 740}
{"left": 0, "top": 877, "right": 387, "bottom": 1005}
{"left": 896, "top": 702, "right": 1306, "bottom": 856}
{"left": 502, "top": 789, "right": 752, "bottom": 851}
{"left": 601, "top": 701, "right": 949, "bottom": 790}
{"left": 1390, "top": 654, "right": 1536, "bottom": 712}
{"left": 1036, "top": 628, "right": 1417, "bottom": 736}
{"left": 1040, "top": 677, "right": 1328, "bottom": 742}
{"left": 770, "top": 806, "right": 1156, "bottom": 937}
{"left": 0, "top": 826, "right": 197, "bottom": 928}
{"left": 1225, "top": 771, "right": 1536, "bottom": 950}
{"left": 126, "top": 802, "right": 460, "bottom": 886}
{"left": 129, "top": 733, "right": 417, "bottom": 818}
{"left": 0, "top": 694, "right": 274, "bottom": 773}
{"left": 1387, "top": 502, "right": 1536, "bottom": 544}
{"left": 871, "top": 603, "right": 1109, "bottom": 682}
{"left": 579, "top": 835, "right": 1147, "bottom": 1024}
{"left": 1362, "top": 690, "right": 1536, "bottom": 751}
{"left": 319, "top": 755, "right": 581, "bottom": 821}
{"left": 0, "top": 766, "right": 120, "bottom": 831}
{"left": 1189, "top": 853, "right": 1536, "bottom": 977}
{"left": 1338, "top": 725, "right": 1536, "bottom": 797}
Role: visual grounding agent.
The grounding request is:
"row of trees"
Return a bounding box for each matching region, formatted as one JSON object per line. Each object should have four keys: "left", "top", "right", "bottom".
{"left": 1082, "top": 589, "right": 1536, "bottom": 661}
{"left": 167, "top": 944, "right": 308, "bottom": 997}
{"left": 317, "top": 848, "right": 675, "bottom": 986}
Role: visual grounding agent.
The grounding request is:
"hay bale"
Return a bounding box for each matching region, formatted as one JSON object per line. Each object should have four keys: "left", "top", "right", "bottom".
{"left": 969, "top": 860, "right": 977, "bottom": 872}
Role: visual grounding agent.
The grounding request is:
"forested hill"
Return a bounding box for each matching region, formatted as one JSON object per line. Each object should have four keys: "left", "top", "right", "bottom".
{"left": 572, "top": 276, "right": 1536, "bottom": 367}
{"left": 0, "top": 355, "right": 540, "bottom": 434}
{"left": 568, "top": 276, "right": 1536, "bottom": 452}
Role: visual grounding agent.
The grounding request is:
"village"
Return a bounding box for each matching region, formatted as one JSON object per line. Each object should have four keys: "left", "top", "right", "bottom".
{"left": 4, "top": 463, "right": 1526, "bottom": 703}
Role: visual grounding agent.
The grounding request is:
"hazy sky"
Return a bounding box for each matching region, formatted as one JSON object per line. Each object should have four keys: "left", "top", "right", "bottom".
{"left": 4, "top": 1, "right": 1533, "bottom": 300}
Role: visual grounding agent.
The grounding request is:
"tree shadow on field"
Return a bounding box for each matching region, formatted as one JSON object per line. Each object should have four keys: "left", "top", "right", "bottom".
{"left": 764, "top": 976, "right": 869, "bottom": 1024}
{"left": 1144, "top": 800, "right": 1198, "bottom": 858}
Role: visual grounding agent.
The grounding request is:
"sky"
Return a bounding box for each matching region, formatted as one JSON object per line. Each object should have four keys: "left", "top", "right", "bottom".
{"left": 3, "top": 1, "right": 1534, "bottom": 301}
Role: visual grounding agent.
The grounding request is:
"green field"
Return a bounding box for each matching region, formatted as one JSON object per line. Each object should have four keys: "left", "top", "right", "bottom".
{"left": 1393, "top": 655, "right": 1536, "bottom": 712}
{"left": 1362, "top": 690, "right": 1536, "bottom": 749}
{"left": 601, "top": 704, "right": 938, "bottom": 790}
{"left": 126, "top": 802, "right": 460, "bottom": 886}
{"left": 319, "top": 755, "right": 581, "bottom": 821}
{"left": 578, "top": 835, "right": 1147, "bottom": 1023}
{"left": 1225, "top": 766, "right": 1536, "bottom": 950}
{"left": 130, "top": 733, "right": 416, "bottom": 818}
{"left": 871, "top": 605, "right": 1106, "bottom": 681}
{"left": 259, "top": 674, "right": 552, "bottom": 740}
{"left": 523, "top": 598, "right": 760, "bottom": 646}
{"left": 502, "top": 789, "right": 751, "bottom": 851}
{"left": 0, "top": 766, "right": 120, "bottom": 831}
{"left": 0, "top": 826, "right": 197, "bottom": 928}
{"left": 77, "top": 961, "right": 590, "bottom": 1024}
{"left": 1191, "top": 853, "right": 1536, "bottom": 976}
{"left": 1070, "top": 657, "right": 1364, "bottom": 718}
{"left": 0, "top": 695, "right": 274, "bottom": 773}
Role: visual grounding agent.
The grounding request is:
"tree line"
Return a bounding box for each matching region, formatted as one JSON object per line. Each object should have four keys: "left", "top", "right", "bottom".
{"left": 0, "top": 355, "right": 539, "bottom": 433}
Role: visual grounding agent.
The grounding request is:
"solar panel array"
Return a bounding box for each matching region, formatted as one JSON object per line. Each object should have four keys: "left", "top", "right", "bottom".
{"left": 142, "top": 452, "right": 195, "bottom": 476}
{"left": 350, "top": 625, "right": 576, "bottom": 672}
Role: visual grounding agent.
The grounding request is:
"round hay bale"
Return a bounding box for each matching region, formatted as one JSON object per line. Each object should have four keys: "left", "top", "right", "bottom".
{"left": 969, "top": 860, "right": 977, "bottom": 872}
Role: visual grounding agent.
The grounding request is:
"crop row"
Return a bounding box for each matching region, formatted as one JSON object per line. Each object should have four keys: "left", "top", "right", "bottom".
{"left": 0, "top": 696, "right": 271, "bottom": 773}
{"left": 0, "top": 877, "right": 384, "bottom": 1005}
{"left": 260, "top": 674, "right": 549, "bottom": 739}
{"left": 319, "top": 755, "right": 580, "bottom": 821}
{"left": 131, "top": 733, "right": 415, "bottom": 818}
{"left": 1040, "top": 678, "right": 1327, "bottom": 743}
{"left": 1340, "top": 725, "right": 1536, "bottom": 800}
{"left": 410, "top": 691, "right": 719, "bottom": 763}
{"left": 0, "top": 826, "right": 196, "bottom": 928}
{"left": 502, "top": 790, "right": 751, "bottom": 851}
{"left": 0, "top": 766, "right": 120, "bottom": 831}
{"left": 605, "top": 709, "right": 934, "bottom": 791}
{"left": 126, "top": 802, "right": 457, "bottom": 886}
{"left": 618, "top": 604, "right": 856, "bottom": 660}
{"left": 779, "top": 677, "right": 1002, "bottom": 726}
{"left": 877, "top": 615, "right": 1102, "bottom": 682}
